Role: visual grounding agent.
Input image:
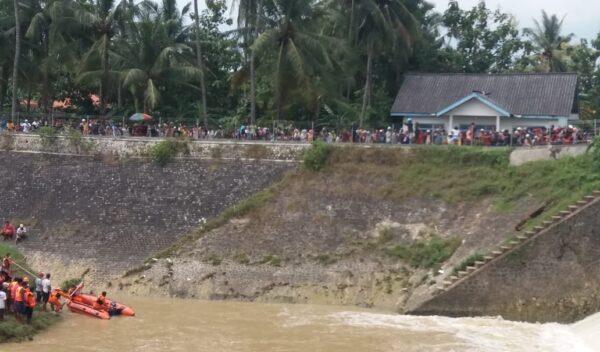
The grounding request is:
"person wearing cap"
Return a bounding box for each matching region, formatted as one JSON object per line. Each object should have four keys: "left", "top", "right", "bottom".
{"left": 15, "top": 224, "right": 26, "bottom": 243}
{"left": 35, "top": 272, "right": 44, "bottom": 303}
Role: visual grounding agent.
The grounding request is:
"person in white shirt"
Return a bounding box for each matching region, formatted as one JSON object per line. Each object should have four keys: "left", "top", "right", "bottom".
{"left": 0, "top": 284, "right": 6, "bottom": 321}
{"left": 41, "top": 273, "right": 51, "bottom": 312}
{"left": 16, "top": 224, "right": 27, "bottom": 243}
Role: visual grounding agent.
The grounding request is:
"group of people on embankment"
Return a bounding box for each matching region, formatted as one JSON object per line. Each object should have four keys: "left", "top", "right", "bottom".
{"left": 0, "top": 221, "right": 27, "bottom": 243}
{"left": 0, "top": 253, "right": 59, "bottom": 324}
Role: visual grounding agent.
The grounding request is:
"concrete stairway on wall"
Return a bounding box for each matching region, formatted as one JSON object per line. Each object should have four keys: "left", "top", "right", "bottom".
{"left": 433, "top": 190, "right": 600, "bottom": 295}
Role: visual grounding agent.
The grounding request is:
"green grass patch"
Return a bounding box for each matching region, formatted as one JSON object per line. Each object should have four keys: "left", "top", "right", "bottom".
{"left": 452, "top": 253, "right": 485, "bottom": 275}
{"left": 386, "top": 236, "right": 461, "bottom": 269}
{"left": 0, "top": 308, "right": 61, "bottom": 343}
{"left": 0, "top": 244, "right": 61, "bottom": 343}
{"left": 303, "top": 140, "right": 332, "bottom": 171}
{"left": 148, "top": 139, "right": 190, "bottom": 166}
{"left": 0, "top": 243, "right": 35, "bottom": 278}
{"left": 326, "top": 146, "right": 600, "bottom": 212}
{"left": 152, "top": 185, "right": 278, "bottom": 260}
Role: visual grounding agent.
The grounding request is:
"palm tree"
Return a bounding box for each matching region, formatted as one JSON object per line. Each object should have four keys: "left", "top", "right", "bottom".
{"left": 525, "top": 11, "right": 574, "bottom": 72}
{"left": 76, "top": 0, "right": 126, "bottom": 114}
{"left": 0, "top": 7, "right": 13, "bottom": 111}
{"left": 252, "top": 0, "right": 336, "bottom": 121}
{"left": 191, "top": 0, "right": 207, "bottom": 129}
{"left": 350, "top": 0, "right": 416, "bottom": 127}
{"left": 232, "top": 0, "right": 265, "bottom": 125}
{"left": 117, "top": 0, "right": 200, "bottom": 112}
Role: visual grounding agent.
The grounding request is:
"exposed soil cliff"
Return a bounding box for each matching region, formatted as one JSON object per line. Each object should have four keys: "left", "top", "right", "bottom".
{"left": 118, "top": 146, "right": 599, "bottom": 312}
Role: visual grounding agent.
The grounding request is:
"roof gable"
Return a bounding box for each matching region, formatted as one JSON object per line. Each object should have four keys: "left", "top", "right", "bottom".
{"left": 391, "top": 73, "right": 578, "bottom": 117}
{"left": 436, "top": 93, "right": 511, "bottom": 117}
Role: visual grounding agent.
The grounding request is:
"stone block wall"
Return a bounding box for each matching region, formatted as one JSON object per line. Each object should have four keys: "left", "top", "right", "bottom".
{"left": 410, "top": 198, "right": 600, "bottom": 323}
{"left": 1, "top": 133, "right": 308, "bottom": 161}
{"left": 0, "top": 153, "right": 294, "bottom": 281}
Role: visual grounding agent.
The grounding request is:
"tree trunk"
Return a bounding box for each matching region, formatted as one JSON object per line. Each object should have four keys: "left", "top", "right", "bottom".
{"left": 41, "top": 29, "right": 50, "bottom": 115}
{"left": 250, "top": 48, "right": 257, "bottom": 125}
{"left": 359, "top": 49, "right": 373, "bottom": 128}
{"left": 11, "top": 0, "right": 20, "bottom": 122}
{"left": 193, "top": 0, "right": 208, "bottom": 129}
{"left": 348, "top": 0, "right": 355, "bottom": 42}
{"left": 0, "top": 65, "right": 5, "bottom": 113}
{"left": 249, "top": 0, "right": 261, "bottom": 126}
{"left": 117, "top": 81, "right": 122, "bottom": 109}
{"left": 101, "top": 34, "right": 110, "bottom": 115}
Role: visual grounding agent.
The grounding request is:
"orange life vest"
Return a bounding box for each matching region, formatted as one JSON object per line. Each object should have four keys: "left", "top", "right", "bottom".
{"left": 26, "top": 290, "right": 36, "bottom": 308}
{"left": 8, "top": 281, "right": 17, "bottom": 299}
{"left": 15, "top": 286, "right": 24, "bottom": 302}
{"left": 93, "top": 295, "right": 106, "bottom": 310}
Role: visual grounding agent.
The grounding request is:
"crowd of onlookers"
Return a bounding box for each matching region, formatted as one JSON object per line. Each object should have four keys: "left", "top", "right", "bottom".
{"left": 0, "top": 117, "right": 595, "bottom": 146}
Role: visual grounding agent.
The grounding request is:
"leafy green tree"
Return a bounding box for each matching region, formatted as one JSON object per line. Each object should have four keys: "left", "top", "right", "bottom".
{"left": 350, "top": 0, "right": 417, "bottom": 127}
{"left": 524, "top": 10, "right": 574, "bottom": 72}
{"left": 10, "top": 0, "right": 20, "bottom": 120}
{"left": 442, "top": 1, "right": 525, "bottom": 73}
{"left": 76, "top": 0, "right": 127, "bottom": 114}
{"left": 117, "top": 0, "right": 200, "bottom": 112}
{"left": 252, "top": 0, "right": 336, "bottom": 121}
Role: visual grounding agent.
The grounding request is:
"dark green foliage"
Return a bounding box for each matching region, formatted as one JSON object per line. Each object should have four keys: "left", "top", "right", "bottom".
{"left": 386, "top": 236, "right": 461, "bottom": 269}
{"left": 0, "top": 309, "right": 61, "bottom": 343}
{"left": 60, "top": 278, "right": 81, "bottom": 291}
{"left": 303, "top": 140, "right": 332, "bottom": 171}
{"left": 149, "top": 139, "right": 189, "bottom": 166}
{"left": 587, "top": 137, "right": 600, "bottom": 171}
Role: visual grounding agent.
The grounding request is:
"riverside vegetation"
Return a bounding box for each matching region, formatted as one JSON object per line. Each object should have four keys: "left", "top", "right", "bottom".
{"left": 0, "top": 244, "right": 60, "bottom": 343}
{"left": 119, "top": 144, "right": 600, "bottom": 310}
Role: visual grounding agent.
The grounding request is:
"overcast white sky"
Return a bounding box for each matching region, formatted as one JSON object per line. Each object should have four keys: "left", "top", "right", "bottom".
{"left": 428, "top": 0, "right": 598, "bottom": 41}
{"left": 187, "top": 0, "right": 598, "bottom": 41}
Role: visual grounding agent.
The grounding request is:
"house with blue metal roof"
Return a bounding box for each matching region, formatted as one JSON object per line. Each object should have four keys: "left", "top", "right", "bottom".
{"left": 390, "top": 73, "right": 578, "bottom": 131}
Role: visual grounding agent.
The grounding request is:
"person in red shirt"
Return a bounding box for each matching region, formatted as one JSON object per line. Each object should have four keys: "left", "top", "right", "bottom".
{"left": 1, "top": 254, "right": 11, "bottom": 277}
{"left": 1, "top": 221, "right": 15, "bottom": 240}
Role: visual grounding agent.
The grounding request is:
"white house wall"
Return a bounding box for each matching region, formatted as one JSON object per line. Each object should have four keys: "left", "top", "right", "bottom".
{"left": 410, "top": 116, "right": 563, "bottom": 131}
{"left": 445, "top": 99, "right": 502, "bottom": 117}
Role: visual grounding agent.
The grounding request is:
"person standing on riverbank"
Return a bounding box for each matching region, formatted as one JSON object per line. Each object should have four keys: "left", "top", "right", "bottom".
{"left": 41, "top": 273, "right": 51, "bottom": 311}
{"left": 0, "top": 283, "right": 6, "bottom": 321}
{"left": 35, "top": 272, "right": 43, "bottom": 303}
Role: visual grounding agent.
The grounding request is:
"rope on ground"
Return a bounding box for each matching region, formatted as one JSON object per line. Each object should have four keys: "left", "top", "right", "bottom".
{"left": 11, "top": 260, "right": 37, "bottom": 278}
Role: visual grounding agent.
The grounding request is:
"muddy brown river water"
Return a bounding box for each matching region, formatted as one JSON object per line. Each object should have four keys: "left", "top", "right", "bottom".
{"left": 5, "top": 296, "right": 599, "bottom": 351}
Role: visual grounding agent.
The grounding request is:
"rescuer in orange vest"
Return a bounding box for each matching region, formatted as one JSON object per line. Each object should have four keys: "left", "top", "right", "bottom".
{"left": 24, "top": 286, "right": 36, "bottom": 324}
{"left": 93, "top": 291, "right": 107, "bottom": 310}
{"left": 47, "top": 289, "right": 64, "bottom": 312}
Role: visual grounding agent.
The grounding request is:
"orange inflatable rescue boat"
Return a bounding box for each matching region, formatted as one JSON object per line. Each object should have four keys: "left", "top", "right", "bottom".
{"left": 67, "top": 300, "right": 110, "bottom": 320}
{"left": 61, "top": 283, "right": 135, "bottom": 319}
{"left": 76, "top": 293, "right": 135, "bottom": 317}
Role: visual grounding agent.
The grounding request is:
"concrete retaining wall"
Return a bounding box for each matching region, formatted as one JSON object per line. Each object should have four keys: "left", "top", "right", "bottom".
{"left": 409, "top": 198, "right": 600, "bottom": 323}
{"left": 0, "top": 153, "right": 295, "bottom": 281}
{"left": 0, "top": 133, "right": 308, "bottom": 161}
{"left": 509, "top": 145, "right": 587, "bottom": 166}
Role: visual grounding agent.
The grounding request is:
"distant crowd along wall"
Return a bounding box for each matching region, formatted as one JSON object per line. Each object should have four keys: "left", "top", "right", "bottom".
{"left": 0, "top": 133, "right": 309, "bottom": 161}
{"left": 0, "top": 133, "right": 589, "bottom": 165}
{"left": 409, "top": 195, "right": 600, "bottom": 323}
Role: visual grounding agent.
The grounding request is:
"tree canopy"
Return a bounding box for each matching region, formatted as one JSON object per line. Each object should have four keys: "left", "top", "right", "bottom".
{"left": 1, "top": 0, "right": 599, "bottom": 126}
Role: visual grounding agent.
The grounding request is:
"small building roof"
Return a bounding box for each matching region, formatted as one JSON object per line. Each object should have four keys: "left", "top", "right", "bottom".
{"left": 391, "top": 73, "right": 578, "bottom": 117}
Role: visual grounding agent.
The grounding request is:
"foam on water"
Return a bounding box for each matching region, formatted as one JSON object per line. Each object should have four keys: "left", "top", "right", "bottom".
{"left": 327, "top": 311, "right": 596, "bottom": 352}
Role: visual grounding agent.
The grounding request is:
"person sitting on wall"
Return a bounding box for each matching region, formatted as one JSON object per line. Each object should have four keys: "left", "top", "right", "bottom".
{"left": 15, "top": 224, "right": 27, "bottom": 243}
{"left": 0, "top": 221, "right": 14, "bottom": 240}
